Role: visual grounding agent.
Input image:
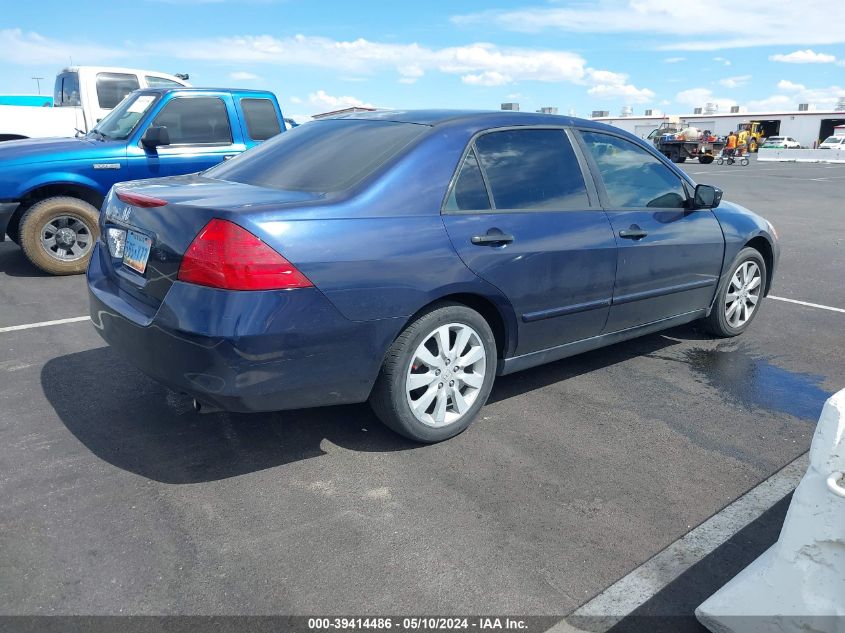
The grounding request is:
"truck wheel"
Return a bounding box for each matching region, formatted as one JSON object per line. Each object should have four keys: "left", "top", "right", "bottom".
{"left": 699, "top": 155, "right": 714, "bottom": 164}
{"left": 671, "top": 153, "right": 686, "bottom": 163}
{"left": 369, "top": 302, "right": 497, "bottom": 443}
{"left": 19, "top": 197, "right": 100, "bottom": 275}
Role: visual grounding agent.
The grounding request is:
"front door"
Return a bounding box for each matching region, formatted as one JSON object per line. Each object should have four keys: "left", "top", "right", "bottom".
{"left": 577, "top": 130, "right": 725, "bottom": 333}
{"left": 128, "top": 95, "right": 245, "bottom": 180}
{"left": 441, "top": 128, "right": 617, "bottom": 356}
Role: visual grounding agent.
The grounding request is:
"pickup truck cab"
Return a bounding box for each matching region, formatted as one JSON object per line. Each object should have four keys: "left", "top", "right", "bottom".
{"left": 0, "top": 87, "right": 284, "bottom": 274}
{"left": 0, "top": 66, "right": 190, "bottom": 142}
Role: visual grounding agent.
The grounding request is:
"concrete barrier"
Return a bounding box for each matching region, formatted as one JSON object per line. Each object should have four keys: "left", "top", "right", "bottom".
{"left": 758, "top": 148, "right": 845, "bottom": 163}
{"left": 696, "top": 388, "right": 845, "bottom": 633}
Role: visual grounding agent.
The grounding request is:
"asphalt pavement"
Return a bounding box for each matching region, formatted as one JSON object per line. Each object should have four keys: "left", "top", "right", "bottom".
{"left": 0, "top": 158, "right": 842, "bottom": 624}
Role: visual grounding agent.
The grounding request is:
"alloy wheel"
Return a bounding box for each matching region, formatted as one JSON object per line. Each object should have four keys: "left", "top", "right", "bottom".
{"left": 725, "top": 260, "right": 762, "bottom": 328}
{"left": 405, "top": 323, "right": 487, "bottom": 428}
{"left": 40, "top": 215, "right": 93, "bottom": 262}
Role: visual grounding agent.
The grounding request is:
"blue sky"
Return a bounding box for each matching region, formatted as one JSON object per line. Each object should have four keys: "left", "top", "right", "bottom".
{"left": 2, "top": 0, "right": 845, "bottom": 121}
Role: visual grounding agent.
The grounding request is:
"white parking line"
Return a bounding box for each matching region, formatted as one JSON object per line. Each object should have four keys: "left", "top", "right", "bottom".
{"left": 770, "top": 296, "right": 845, "bottom": 314}
{"left": 561, "top": 453, "right": 809, "bottom": 632}
{"left": 0, "top": 316, "right": 90, "bottom": 334}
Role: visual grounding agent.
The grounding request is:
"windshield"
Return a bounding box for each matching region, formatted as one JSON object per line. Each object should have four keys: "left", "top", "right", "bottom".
{"left": 206, "top": 119, "right": 428, "bottom": 192}
{"left": 823, "top": 137, "right": 840, "bottom": 144}
{"left": 91, "top": 92, "right": 159, "bottom": 140}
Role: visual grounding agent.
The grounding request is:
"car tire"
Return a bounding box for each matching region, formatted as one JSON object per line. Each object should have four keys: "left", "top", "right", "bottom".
{"left": 702, "top": 247, "right": 767, "bottom": 337}
{"left": 19, "top": 197, "right": 100, "bottom": 275}
{"left": 369, "top": 302, "right": 497, "bottom": 443}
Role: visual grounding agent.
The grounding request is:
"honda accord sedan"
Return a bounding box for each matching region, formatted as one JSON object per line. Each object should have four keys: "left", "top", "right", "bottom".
{"left": 88, "top": 110, "right": 779, "bottom": 442}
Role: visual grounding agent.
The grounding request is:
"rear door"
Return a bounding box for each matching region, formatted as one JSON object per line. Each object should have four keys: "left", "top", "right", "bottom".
{"left": 441, "top": 127, "right": 617, "bottom": 356}
{"left": 127, "top": 94, "right": 246, "bottom": 179}
{"left": 576, "top": 129, "right": 725, "bottom": 333}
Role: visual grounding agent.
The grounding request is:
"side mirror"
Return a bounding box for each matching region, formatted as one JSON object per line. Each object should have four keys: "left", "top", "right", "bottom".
{"left": 141, "top": 125, "right": 170, "bottom": 149}
{"left": 693, "top": 184, "right": 722, "bottom": 209}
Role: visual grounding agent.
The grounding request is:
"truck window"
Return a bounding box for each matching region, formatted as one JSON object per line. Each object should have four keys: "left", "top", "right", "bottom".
{"left": 54, "top": 72, "right": 81, "bottom": 107}
{"left": 94, "top": 92, "right": 159, "bottom": 140}
{"left": 151, "top": 97, "right": 232, "bottom": 145}
{"left": 145, "top": 76, "right": 183, "bottom": 88}
{"left": 96, "top": 73, "right": 140, "bottom": 109}
{"left": 241, "top": 98, "right": 281, "bottom": 141}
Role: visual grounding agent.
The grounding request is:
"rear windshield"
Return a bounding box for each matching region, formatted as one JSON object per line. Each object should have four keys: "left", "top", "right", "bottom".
{"left": 205, "top": 119, "right": 427, "bottom": 192}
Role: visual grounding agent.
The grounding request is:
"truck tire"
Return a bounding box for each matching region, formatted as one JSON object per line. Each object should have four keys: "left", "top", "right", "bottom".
{"left": 699, "top": 155, "right": 714, "bottom": 164}
{"left": 19, "top": 197, "right": 100, "bottom": 275}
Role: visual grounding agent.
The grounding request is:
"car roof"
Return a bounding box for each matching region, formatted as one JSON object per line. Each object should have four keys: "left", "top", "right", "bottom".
{"left": 326, "top": 109, "right": 610, "bottom": 131}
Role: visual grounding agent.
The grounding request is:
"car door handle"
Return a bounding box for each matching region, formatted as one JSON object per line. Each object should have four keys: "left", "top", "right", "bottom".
{"left": 619, "top": 226, "right": 648, "bottom": 240}
{"left": 471, "top": 233, "right": 515, "bottom": 245}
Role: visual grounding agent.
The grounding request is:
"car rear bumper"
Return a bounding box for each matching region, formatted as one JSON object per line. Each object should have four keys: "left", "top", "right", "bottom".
{"left": 87, "top": 243, "right": 398, "bottom": 413}
{"left": 0, "top": 202, "right": 19, "bottom": 242}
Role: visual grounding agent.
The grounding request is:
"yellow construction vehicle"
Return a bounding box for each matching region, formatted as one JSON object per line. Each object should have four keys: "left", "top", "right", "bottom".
{"left": 736, "top": 122, "right": 765, "bottom": 152}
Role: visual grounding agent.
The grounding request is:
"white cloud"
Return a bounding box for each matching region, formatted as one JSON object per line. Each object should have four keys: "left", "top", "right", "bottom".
{"left": 307, "top": 89, "right": 375, "bottom": 113}
{"left": 769, "top": 49, "right": 836, "bottom": 64}
{"left": 147, "top": 33, "right": 652, "bottom": 97}
{"left": 289, "top": 96, "right": 302, "bottom": 104}
{"left": 462, "top": 71, "right": 510, "bottom": 87}
{"left": 664, "top": 57, "right": 685, "bottom": 63}
{"left": 0, "top": 28, "right": 125, "bottom": 65}
{"left": 776, "top": 80, "right": 805, "bottom": 92}
{"left": 675, "top": 88, "right": 736, "bottom": 112}
{"left": 719, "top": 75, "right": 752, "bottom": 88}
{"left": 228, "top": 71, "right": 260, "bottom": 81}
{"left": 452, "top": 1, "right": 845, "bottom": 51}
{"left": 713, "top": 56, "right": 731, "bottom": 66}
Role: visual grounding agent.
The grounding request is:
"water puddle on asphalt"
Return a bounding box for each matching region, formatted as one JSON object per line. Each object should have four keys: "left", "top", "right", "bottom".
{"left": 683, "top": 345, "right": 829, "bottom": 421}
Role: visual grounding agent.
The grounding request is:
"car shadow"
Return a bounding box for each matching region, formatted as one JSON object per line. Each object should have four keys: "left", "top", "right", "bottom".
{"left": 42, "top": 323, "right": 704, "bottom": 485}
{"left": 0, "top": 242, "right": 50, "bottom": 278}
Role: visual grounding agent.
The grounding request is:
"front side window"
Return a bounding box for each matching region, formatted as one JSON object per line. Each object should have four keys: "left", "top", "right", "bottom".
{"left": 445, "top": 150, "right": 491, "bottom": 211}
{"left": 151, "top": 97, "right": 232, "bottom": 145}
{"left": 241, "top": 98, "right": 282, "bottom": 141}
{"left": 145, "top": 76, "right": 183, "bottom": 88}
{"left": 96, "top": 73, "right": 140, "bottom": 109}
{"left": 93, "top": 92, "right": 159, "bottom": 140}
{"left": 54, "top": 72, "right": 80, "bottom": 107}
{"left": 580, "top": 131, "right": 687, "bottom": 209}
{"left": 473, "top": 129, "right": 589, "bottom": 210}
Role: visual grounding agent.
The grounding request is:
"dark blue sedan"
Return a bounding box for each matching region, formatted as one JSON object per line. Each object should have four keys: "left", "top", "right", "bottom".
{"left": 87, "top": 110, "right": 779, "bottom": 442}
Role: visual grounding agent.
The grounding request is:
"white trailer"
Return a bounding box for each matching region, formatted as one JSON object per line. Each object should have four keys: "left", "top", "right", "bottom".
{"left": 0, "top": 66, "right": 189, "bottom": 142}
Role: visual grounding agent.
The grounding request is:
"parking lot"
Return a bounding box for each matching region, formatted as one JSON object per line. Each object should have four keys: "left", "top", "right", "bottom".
{"left": 1, "top": 159, "right": 843, "bottom": 627}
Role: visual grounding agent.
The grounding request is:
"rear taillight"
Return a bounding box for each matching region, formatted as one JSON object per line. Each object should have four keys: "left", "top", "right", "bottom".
{"left": 177, "top": 218, "right": 313, "bottom": 291}
{"left": 116, "top": 190, "right": 168, "bottom": 208}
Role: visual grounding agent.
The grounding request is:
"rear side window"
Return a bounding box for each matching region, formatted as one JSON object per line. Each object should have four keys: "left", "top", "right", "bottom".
{"left": 152, "top": 97, "right": 232, "bottom": 145}
{"left": 54, "top": 72, "right": 81, "bottom": 107}
{"left": 581, "top": 131, "right": 687, "bottom": 209}
{"left": 473, "top": 129, "right": 589, "bottom": 210}
{"left": 96, "top": 73, "right": 140, "bottom": 109}
{"left": 241, "top": 98, "right": 282, "bottom": 141}
{"left": 206, "top": 119, "right": 426, "bottom": 192}
{"left": 445, "top": 150, "right": 491, "bottom": 211}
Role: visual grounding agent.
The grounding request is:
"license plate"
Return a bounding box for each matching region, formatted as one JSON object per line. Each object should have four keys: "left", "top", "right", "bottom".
{"left": 123, "top": 230, "right": 152, "bottom": 274}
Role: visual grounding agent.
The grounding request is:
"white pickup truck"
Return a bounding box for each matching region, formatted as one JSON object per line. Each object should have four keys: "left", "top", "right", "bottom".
{"left": 0, "top": 66, "right": 190, "bottom": 142}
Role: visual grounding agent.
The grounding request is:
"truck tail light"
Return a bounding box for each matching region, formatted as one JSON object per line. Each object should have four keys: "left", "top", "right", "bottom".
{"left": 177, "top": 218, "right": 313, "bottom": 291}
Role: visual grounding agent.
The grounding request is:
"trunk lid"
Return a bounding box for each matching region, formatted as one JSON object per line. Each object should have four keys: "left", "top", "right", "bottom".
{"left": 101, "top": 174, "right": 324, "bottom": 309}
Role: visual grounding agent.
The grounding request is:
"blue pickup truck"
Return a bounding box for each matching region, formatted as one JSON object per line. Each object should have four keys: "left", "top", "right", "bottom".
{"left": 0, "top": 87, "right": 284, "bottom": 274}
